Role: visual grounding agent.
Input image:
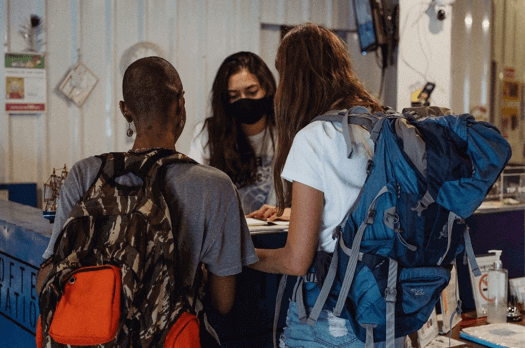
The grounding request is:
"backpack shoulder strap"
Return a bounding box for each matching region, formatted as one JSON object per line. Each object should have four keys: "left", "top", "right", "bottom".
{"left": 402, "top": 106, "right": 452, "bottom": 119}
{"left": 311, "top": 106, "right": 385, "bottom": 158}
{"left": 77, "top": 150, "right": 195, "bottom": 203}
{"left": 135, "top": 150, "right": 195, "bottom": 181}
{"left": 142, "top": 152, "right": 196, "bottom": 193}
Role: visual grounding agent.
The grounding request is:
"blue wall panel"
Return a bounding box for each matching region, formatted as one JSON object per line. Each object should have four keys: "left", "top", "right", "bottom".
{"left": 0, "top": 183, "right": 38, "bottom": 207}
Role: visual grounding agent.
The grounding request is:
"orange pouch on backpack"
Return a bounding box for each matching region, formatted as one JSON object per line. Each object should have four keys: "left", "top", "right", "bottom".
{"left": 36, "top": 316, "right": 43, "bottom": 348}
{"left": 164, "top": 312, "right": 201, "bottom": 348}
{"left": 49, "top": 265, "right": 121, "bottom": 345}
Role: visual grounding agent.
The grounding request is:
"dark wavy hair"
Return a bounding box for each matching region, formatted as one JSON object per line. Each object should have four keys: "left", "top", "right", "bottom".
{"left": 202, "top": 51, "right": 277, "bottom": 188}
{"left": 273, "top": 23, "right": 382, "bottom": 213}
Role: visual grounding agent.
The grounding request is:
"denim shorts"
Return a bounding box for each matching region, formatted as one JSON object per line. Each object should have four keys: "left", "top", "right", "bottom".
{"left": 280, "top": 301, "right": 407, "bottom": 348}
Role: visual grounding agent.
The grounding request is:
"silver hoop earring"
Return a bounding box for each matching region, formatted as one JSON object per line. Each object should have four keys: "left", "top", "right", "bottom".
{"left": 179, "top": 119, "right": 185, "bottom": 128}
{"left": 126, "top": 122, "right": 134, "bottom": 137}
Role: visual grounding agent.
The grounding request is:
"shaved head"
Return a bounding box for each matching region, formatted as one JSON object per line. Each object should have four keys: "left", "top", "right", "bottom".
{"left": 122, "top": 57, "right": 183, "bottom": 124}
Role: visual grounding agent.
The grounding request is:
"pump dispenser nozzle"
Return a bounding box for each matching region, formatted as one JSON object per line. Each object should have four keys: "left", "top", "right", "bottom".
{"left": 488, "top": 249, "right": 502, "bottom": 260}
{"left": 489, "top": 250, "right": 503, "bottom": 270}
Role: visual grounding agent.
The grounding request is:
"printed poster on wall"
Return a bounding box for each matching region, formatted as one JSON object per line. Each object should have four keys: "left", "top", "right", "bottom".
{"left": 500, "top": 67, "right": 522, "bottom": 162}
{"left": 5, "top": 53, "right": 46, "bottom": 113}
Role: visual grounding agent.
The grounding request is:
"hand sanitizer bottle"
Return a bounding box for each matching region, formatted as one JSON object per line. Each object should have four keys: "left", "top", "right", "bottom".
{"left": 486, "top": 250, "right": 508, "bottom": 323}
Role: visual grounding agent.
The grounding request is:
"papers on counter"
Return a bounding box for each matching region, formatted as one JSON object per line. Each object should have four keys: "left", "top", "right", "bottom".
{"left": 245, "top": 217, "right": 289, "bottom": 226}
{"left": 438, "top": 265, "right": 462, "bottom": 333}
{"left": 424, "top": 335, "right": 465, "bottom": 348}
{"left": 245, "top": 217, "right": 289, "bottom": 234}
{"left": 409, "top": 308, "right": 440, "bottom": 348}
{"left": 459, "top": 323, "right": 525, "bottom": 348}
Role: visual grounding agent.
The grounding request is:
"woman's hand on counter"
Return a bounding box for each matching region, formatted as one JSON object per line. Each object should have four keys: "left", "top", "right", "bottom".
{"left": 246, "top": 205, "right": 291, "bottom": 222}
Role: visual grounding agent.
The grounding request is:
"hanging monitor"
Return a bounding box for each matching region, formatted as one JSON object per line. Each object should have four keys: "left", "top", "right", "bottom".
{"left": 354, "top": 0, "right": 386, "bottom": 55}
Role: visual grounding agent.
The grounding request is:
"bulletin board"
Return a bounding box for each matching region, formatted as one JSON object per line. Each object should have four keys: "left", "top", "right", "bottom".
{"left": 4, "top": 53, "right": 46, "bottom": 113}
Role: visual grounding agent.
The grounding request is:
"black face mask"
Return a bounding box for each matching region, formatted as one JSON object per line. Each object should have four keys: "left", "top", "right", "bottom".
{"left": 227, "top": 97, "right": 272, "bottom": 125}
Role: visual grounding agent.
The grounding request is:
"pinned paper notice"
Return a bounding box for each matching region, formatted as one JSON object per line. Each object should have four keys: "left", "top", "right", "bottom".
{"left": 469, "top": 253, "right": 498, "bottom": 317}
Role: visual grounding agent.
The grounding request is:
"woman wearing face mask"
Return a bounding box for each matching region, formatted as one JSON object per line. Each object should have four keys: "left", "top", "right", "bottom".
{"left": 189, "top": 51, "right": 277, "bottom": 214}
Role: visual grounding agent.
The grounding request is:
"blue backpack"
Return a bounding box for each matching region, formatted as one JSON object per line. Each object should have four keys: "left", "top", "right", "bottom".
{"left": 290, "top": 106, "right": 511, "bottom": 348}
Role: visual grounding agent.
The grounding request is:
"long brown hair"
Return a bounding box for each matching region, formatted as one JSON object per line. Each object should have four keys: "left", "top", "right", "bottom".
{"left": 273, "top": 22, "right": 382, "bottom": 213}
{"left": 203, "top": 52, "right": 276, "bottom": 188}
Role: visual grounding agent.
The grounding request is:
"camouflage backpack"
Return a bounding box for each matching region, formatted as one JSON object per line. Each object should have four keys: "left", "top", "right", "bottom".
{"left": 37, "top": 149, "right": 200, "bottom": 348}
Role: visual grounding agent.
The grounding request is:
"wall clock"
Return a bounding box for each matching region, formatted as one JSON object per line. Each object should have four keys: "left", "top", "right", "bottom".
{"left": 119, "top": 41, "right": 166, "bottom": 76}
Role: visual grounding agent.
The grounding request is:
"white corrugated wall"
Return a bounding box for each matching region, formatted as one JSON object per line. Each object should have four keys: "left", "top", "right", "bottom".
{"left": 2, "top": 0, "right": 508, "bottom": 207}
{"left": 1, "top": 0, "right": 386, "bottom": 208}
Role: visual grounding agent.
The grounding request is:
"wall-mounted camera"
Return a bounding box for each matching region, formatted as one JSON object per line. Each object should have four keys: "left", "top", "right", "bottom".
{"left": 437, "top": 9, "right": 446, "bottom": 20}
{"left": 425, "top": 0, "right": 447, "bottom": 33}
{"left": 436, "top": 6, "right": 446, "bottom": 20}
{"left": 426, "top": 0, "right": 447, "bottom": 21}
{"left": 432, "top": 0, "right": 447, "bottom": 21}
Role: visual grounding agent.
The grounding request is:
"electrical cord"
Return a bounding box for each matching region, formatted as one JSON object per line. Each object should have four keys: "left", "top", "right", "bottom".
{"left": 399, "top": 1, "right": 432, "bottom": 81}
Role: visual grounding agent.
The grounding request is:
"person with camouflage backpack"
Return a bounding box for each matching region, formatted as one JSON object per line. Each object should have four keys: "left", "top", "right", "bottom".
{"left": 36, "top": 57, "right": 258, "bottom": 347}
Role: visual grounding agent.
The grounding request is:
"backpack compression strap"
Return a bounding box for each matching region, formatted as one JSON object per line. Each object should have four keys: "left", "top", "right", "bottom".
{"left": 302, "top": 185, "right": 399, "bottom": 348}
{"left": 462, "top": 226, "right": 481, "bottom": 277}
{"left": 306, "top": 186, "right": 389, "bottom": 322}
{"left": 335, "top": 185, "right": 398, "bottom": 348}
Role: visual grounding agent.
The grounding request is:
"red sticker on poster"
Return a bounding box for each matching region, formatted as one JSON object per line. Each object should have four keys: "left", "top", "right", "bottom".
{"left": 479, "top": 273, "right": 489, "bottom": 302}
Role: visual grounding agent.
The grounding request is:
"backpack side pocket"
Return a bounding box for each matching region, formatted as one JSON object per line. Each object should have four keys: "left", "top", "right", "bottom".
{"left": 164, "top": 312, "right": 200, "bottom": 348}
{"left": 396, "top": 266, "right": 450, "bottom": 335}
{"left": 49, "top": 264, "right": 121, "bottom": 345}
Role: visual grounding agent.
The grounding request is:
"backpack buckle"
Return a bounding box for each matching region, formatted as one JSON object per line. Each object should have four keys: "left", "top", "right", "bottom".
{"left": 411, "top": 191, "right": 435, "bottom": 217}
{"left": 455, "top": 299, "right": 463, "bottom": 315}
{"left": 50, "top": 283, "right": 60, "bottom": 297}
{"left": 332, "top": 225, "right": 342, "bottom": 239}
{"left": 384, "top": 287, "right": 397, "bottom": 302}
{"left": 366, "top": 209, "right": 376, "bottom": 224}
{"left": 411, "top": 201, "right": 427, "bottom": 217}
{"left": 366, "top": 160, "right": 374, "bottom": 175}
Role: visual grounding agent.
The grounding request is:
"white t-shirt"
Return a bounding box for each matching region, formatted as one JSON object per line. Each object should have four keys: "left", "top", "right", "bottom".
{"left": 281, "top": 120, "right": 374, "bottom": 253}
{"left": 189, "top": 122, "right": 277, "bottom": 214}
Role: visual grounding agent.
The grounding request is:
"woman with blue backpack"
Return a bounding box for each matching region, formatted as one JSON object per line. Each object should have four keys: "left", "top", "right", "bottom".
{"left": 247, "top": 23, "right": 406, "bottom": 347}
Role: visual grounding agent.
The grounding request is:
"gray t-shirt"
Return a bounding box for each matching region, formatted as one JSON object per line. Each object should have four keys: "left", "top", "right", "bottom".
{"left": 43, "top": 155, "right": 258, "bottom": 287}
